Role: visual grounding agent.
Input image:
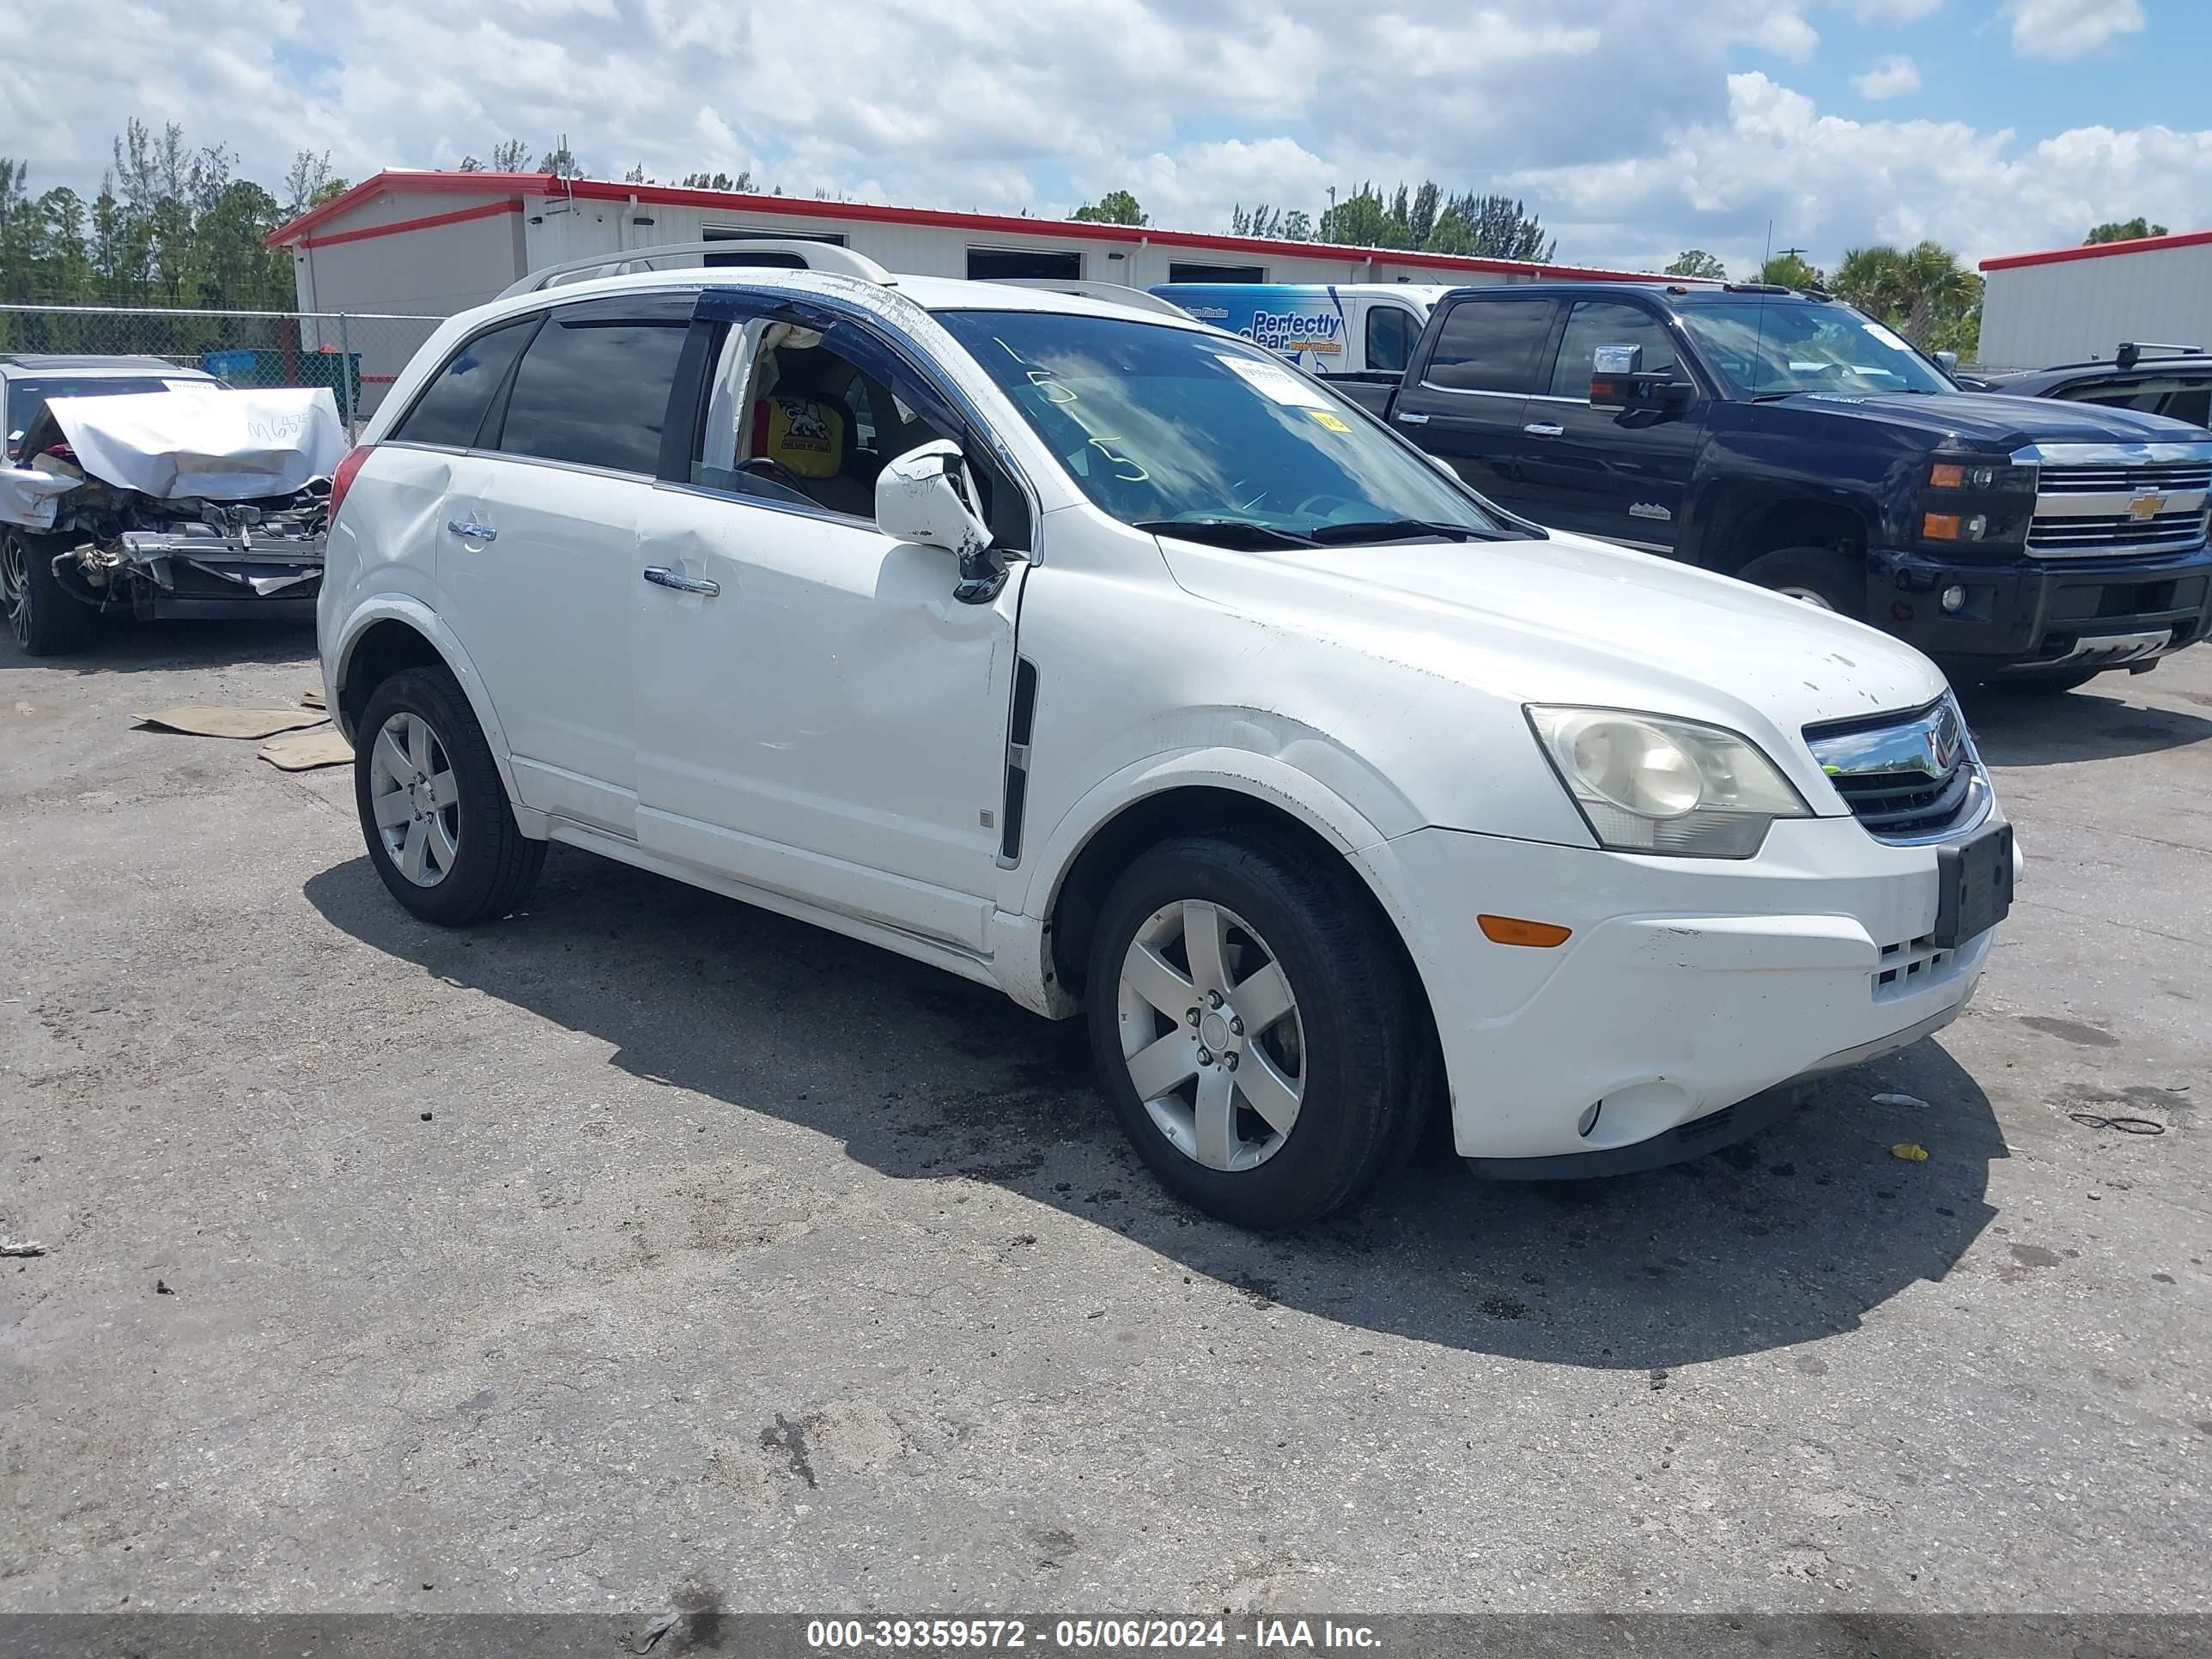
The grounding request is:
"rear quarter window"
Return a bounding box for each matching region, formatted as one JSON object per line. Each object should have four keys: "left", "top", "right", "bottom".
{"left": 389, "top": 319, "right": 537, "bottom": 448}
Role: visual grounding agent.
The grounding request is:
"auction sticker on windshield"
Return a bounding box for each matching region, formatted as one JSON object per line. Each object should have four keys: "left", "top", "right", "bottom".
{"left": 1863, "top": 320, "right": 1911, "bottom": 352}
{"left": 1217, "top": 354, "right": 1330, "bottom": 408}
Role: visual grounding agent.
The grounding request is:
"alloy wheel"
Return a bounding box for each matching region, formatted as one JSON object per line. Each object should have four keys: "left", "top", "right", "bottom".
{"left": 368, "top": 710, "right": 462, "bottom": 887}
{"left": 1, "top": 538, "right": 27, "bottom": 647}
{"left": 1115, "top": 899, "right": 1305, "bottom": 1172}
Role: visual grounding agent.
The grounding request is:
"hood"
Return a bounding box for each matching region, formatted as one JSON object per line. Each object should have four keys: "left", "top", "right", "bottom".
{"left": 1157, "top": 526, "right": 1949, "bottom": 794}
{"left": 42, "top": 386, "right": 345, "bottom": 501}
{"left": 1751, "top": 387, "right": 2206, "bottom": 450}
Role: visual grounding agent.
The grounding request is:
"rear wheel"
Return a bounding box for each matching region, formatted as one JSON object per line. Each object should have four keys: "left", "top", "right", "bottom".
{"left": 1085, "top": 831, "right": 1421, "bottom": 1229}
{"left": 1, "top": 532, "right": 94, "bottom": 657}
{"left": 355, "top": 665, "right": 544, "bottom": 925}
{"left": 1739, "top": 544, "right": 1865, "bottom": 618}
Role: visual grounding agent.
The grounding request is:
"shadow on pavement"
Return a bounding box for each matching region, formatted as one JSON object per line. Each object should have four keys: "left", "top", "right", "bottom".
{"left": 1960, "top": 676, "right": 2212, "bottom": 767}
{"left": 306, "top": 845, "right": 2006, "bottom": 1373}
{"left": 0, "top": 617, "right": 315, "bottom": 678}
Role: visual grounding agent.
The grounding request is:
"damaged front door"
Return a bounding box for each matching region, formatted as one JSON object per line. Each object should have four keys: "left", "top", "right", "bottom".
{"left": 630, "top": 298, "right": 1024, "bottom": 955}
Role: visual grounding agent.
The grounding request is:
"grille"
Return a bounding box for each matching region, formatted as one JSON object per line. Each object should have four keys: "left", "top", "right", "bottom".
{"left": 2036, "top": 463, "right": 2212, "bottom": 495}
{"left": 1873, "top": 934, "right": 1959, "bottom": 1002}
{"left": 1805, "top": 697, "right": 1987, "bottom": 845}
{"left": 2028, "top": 462, "right": 2210, "bottom": 557}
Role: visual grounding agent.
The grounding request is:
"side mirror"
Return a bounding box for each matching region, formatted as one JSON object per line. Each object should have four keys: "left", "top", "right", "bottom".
{"left": 875, "top": 439, "right": 1005, "bottom": 603}
{"left": 1934, "top": 349, "right": 1960, "bottom": 372}
{"left": 1588, "top": 343, "right": 1692, "bottom": 414}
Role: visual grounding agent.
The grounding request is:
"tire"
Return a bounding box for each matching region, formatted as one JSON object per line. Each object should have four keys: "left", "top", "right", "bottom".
{"left": 1738, "top": 544, "right": 1865, "bottom": 618}
{"left": 2, "top": 532, "right": 94, "bottom": 657}
{"left": 354, "top": 665, "right": 545, "bottom": 926}
{"left": 1085, "top": 830, "right": 1422, "bottom": 1229}
{"left": 1992, "top": 669, "right": 2101, "bottom": 695}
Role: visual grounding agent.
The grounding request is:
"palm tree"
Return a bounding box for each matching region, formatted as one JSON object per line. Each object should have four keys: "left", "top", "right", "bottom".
{"left": 1833, "top": 241, "right": 1974, "bottom": 348}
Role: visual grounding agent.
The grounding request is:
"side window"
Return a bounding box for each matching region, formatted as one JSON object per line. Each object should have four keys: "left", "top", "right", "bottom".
{"left": 1421, "top": 298, "right": 1557, "bottom": 394}
{"left": 495, "top": 313, "right": 689, "bottom": 474}
{"left": 1549, "top": 301, "right": 1680, "bottom": 398}
{"left": 2075, "top": 380, "right": 2164, "bottom": 412}
{"left": 1365, "top": 306, "right": 1416, "bottom": 375}
{"left": 692, "top": 324, "right": 965, "bottom": 523}
{"left": 388, "top": 319, "right": 535, "bottom": 448}
{"left": 2161, "top": 386, "right": 2211, "bottom": 427}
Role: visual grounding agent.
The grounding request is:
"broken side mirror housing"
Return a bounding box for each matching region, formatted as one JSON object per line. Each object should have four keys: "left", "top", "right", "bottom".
{"left": 1589, "top": 343, "right": 1693, "bottom": 414}
{"left": 876, "top": 439, "right": 1006, "bottom": 603}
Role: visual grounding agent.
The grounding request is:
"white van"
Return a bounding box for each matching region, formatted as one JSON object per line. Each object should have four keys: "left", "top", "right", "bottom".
{"left": 1149, "top": 283, "right": 1454, "bottom": 378}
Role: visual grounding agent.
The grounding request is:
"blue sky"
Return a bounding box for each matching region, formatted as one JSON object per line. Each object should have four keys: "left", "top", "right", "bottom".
{"left": 3, "top": 0, "right": 2205, "bottom": 276}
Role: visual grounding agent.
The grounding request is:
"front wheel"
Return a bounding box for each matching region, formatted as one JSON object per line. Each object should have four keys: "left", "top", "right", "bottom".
{"left": 1085, "top": 832, "right": 1424, "bottom": 1229}
{"left": 1, "top": 532, "right": 94, "bottom": 657}
{"left": 1738, "top": 545, "right": 1865, "bottom": 618}
{"left": 355, "top": 665, "right": 545, "bottom": 925}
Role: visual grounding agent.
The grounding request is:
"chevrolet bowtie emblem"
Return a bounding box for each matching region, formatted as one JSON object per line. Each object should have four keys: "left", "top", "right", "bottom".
{"left": 2128, "top": 491, "right": 2168, "bottom": 522}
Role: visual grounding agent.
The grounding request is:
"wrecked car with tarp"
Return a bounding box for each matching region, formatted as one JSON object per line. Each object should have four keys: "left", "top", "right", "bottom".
{"left": 0, "top": 386, "right": 343, "bottom": 656}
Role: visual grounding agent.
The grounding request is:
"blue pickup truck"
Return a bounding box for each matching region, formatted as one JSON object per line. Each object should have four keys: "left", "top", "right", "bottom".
{"left": 1326, "top": 281, "right": 2212, "bottom": 690}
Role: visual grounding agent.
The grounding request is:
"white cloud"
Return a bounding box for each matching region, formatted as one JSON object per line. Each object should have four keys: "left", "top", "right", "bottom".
{"left": 1852, "top": 56, "right": 1923, "bottom": 100}
{"left": 0, "top": 0, "right": 2202, "bottom": 286}
{"left": 2007, "top": 0, "right": 2147, "bottom": 59}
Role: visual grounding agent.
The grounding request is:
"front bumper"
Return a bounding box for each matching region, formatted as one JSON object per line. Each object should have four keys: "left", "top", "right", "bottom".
{"left": 1866, "top": 542, "right": 2212, "bottom": 675}
{"left": 1358, "top": 814, "right": 2008, "bottom": 1168}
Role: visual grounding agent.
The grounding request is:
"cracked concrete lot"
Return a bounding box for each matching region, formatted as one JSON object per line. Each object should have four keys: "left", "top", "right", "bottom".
{"left": 1, "top": 621, "right": 2207, "bottom": 1613}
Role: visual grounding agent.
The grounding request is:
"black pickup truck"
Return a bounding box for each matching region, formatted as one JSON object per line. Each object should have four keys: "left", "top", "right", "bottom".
{"left": 1332, "top": 282, "right": 2212, "bottom": 689}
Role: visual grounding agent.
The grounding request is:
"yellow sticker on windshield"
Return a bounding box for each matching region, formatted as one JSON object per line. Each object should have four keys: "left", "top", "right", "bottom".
{"left": 1308, "top": 409, "right": 1352, "bottom": 433}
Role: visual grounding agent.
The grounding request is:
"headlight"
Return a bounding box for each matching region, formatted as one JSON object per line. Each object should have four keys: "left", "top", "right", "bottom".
{"left": 1527, "top": 707, "right": 1812, "bottom": 859}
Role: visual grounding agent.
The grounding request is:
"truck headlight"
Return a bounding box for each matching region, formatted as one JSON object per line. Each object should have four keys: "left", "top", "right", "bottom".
{"left": 1527, "top": 707, "right": 1813, "bottom": 859}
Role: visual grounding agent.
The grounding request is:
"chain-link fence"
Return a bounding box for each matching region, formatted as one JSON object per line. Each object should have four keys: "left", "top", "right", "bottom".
{"left": 0, "top": 305, "right": 447, "bottom": 437}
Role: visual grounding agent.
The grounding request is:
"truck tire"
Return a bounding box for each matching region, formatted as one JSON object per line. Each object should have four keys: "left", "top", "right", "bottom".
{"left": 1, "top": 532, "right": 94, "bottom": 657}
{"left": 1738, "top": 545, "right": 1865, "bottom": 618}
{"left": 355, "top": 665, "right": 546, "bottom": 926}
{"left": 1085, "top": 830, "right": 1421, "bottom": 1229}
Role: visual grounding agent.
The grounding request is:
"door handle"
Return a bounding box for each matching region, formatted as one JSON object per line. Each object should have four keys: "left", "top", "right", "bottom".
{"left": 642, "top": 565, "right": 720, "bottom": 598}
{"left": 1395, "top": 410, "right": 1430, "bottom": 425}
{"left": 445, "top": 519, "right": 497, "bottom": 541}
{"left": 1522, "top": 422, "right": 1565, "bottom": 438}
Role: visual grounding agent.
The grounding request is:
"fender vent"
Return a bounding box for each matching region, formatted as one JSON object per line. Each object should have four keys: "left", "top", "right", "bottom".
{"left": 999, "top": 657, "right": 1039, "bottom": 865}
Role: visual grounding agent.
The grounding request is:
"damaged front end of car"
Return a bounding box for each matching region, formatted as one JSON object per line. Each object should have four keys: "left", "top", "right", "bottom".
{"left": 0, "top": 386, "right": 342, "bottom": 629}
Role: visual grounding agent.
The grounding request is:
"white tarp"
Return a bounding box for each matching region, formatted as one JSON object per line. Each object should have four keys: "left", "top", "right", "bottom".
{"left": 44, "top": 386, "right": 345, "bottom": 501}
{"left": 0, "top": 465, "right": 78, "bottom": 530}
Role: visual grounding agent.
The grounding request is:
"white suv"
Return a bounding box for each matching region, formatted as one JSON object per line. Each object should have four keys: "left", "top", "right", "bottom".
{"left": 319, "top": 246, "right": 2016, "bottom": 1227}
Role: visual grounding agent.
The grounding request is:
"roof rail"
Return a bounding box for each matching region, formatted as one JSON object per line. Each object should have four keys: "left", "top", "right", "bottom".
{"left": 2116, "top": 341, "right": 2205, "bottom": 370}
{"left": 499, "top": 239, "right": 896, "bottom": 300}
{"left": 988, "top": 277, "right": 1194, "bottom": 319}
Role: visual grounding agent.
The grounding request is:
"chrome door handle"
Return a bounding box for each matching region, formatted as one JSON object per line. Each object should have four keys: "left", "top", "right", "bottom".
{"left": 642, "top": 566, "right": 720, "bottom": 598}
{"left": 445, "top": 519, "right": 497, "bottom": 541}
{"left": 1395, "top": 410, "right": 1430, "bottom": 425}
{"left": 1522, "top": 422, "right": 1565, "bottom": 438}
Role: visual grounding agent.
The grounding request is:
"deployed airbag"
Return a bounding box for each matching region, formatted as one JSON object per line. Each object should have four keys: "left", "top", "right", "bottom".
{"left": 43, "top": 387, "right": 346, "bottom": 501}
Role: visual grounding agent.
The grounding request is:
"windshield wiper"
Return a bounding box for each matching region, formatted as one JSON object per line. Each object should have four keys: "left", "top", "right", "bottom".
{"left": 1133, "top": 519, "right": 1318, "bottom": 549}
{"left": 1305, "top": 518, "right": 1496, "bottom": 544}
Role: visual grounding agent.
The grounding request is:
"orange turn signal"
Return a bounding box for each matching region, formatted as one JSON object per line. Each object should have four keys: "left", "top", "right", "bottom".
{"left": 1929, "top": 462, "right": 1966, "bottom": 489}
{"left": 1922, "top": 512, "right": 1963, "bottom": 540}
{"left": 1478, "top": 915, "right": 1573, "bottom": 948}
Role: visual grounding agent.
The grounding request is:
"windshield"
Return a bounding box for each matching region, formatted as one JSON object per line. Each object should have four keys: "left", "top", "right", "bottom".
{"left": 6, "top": 376, "right": 199, "bottom": 456}
{"left": 936, "top": 310, "right": 1512, "bottom": 544}
{"left": 1674, "top": 301, "right": 1954, "bottom": 398}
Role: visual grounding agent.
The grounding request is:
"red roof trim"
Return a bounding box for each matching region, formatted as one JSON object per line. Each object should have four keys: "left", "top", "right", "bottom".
{"left": 1981, "top": 227, "right": 2212, "bottom": 272}
{"left": 297, "top": 199, "right": 521, "bottom": 250}
{"left": 269, "top": 169, "right": 1686, "bottom": 283}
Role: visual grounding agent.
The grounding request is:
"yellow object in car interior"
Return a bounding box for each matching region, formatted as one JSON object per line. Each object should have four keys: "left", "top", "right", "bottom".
{"left": 760, "top": 396, "right": 846, "bottom": 479}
